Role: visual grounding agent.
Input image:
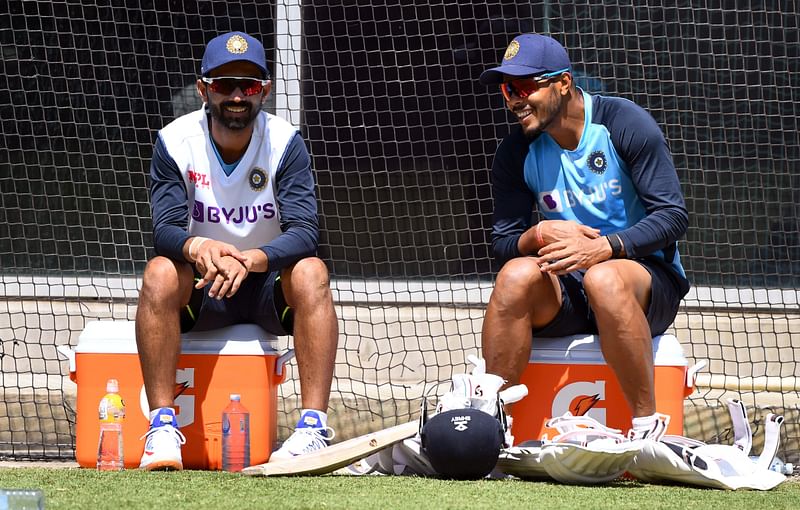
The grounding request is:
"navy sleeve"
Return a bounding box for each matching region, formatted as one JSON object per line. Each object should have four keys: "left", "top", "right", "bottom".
{"left": 490, "top": 128, "right": 536, "bottom": 266}
{"left": 150, "top": 135, "right": 191, "bottom": 261}
{"left": 259, "top": 132, "right": 319, "bottom": 271}
{"left": 596, "top": 96, "right": 688, "bottom": 260}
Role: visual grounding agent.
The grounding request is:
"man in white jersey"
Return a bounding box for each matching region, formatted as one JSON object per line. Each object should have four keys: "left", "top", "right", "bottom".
{"left": 136, "top": 31, "right": 338, "bottom": 470}
{"left": 479, "top": 34, "right": 690, "bottom": 440}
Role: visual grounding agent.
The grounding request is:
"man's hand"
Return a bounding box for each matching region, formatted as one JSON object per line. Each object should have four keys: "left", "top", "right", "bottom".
{"left": 538, "top": 220, "right": 601, "bottom": 245}
{"left": 536, "top": 236, "right": 613, "bottom": 275}
{"left": 192, "top": 239, "right": 248, "bottom": 290}
{"left": 519, "top": 220, "right": 600, "bottom": 255}
{"left": 204, "top": 255, "right": 250, "bottom": 299}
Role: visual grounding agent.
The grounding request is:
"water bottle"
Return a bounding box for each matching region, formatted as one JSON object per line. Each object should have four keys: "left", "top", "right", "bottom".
{"left": 0, "top": 489, "right": 44, "bottom": 510}
{"left": 222, "top": 394, "right": 250, "bottom": 472}
{"left": 97, "top": 378, "right": 125, "bottom": 471}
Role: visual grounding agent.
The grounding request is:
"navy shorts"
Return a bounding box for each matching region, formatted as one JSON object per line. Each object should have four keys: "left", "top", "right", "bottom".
{"left": 180, "top": 270, "right": 294, "bottom": 336}
{"left": 533, "top": 257, "right": 690, "bottom": 339}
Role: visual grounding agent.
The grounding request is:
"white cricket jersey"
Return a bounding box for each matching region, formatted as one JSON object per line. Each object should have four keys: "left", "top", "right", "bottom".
{"left": 157, "top": 107, "right": 298, "bottom": 250}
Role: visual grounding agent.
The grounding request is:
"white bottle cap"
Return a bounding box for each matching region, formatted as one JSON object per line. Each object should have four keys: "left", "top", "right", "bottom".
{"left": 106, "top": 379, "right": 119, "bottom": 393}
{"left": 230, "top": 394, "right": 241, "bottom": 401}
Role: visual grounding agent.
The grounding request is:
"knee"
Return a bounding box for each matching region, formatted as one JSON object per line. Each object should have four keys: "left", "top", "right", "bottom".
{"left": 491, "top": 257, "right": 548, "bottom": 308}
{"left": 140, "top": 257, "right": 187, "bottom": 304}
{"left": 583, "top": 264, "right": 627, "bottom": 307}
{"left": 285, "top": 257, "right": 332, "bottom": 305}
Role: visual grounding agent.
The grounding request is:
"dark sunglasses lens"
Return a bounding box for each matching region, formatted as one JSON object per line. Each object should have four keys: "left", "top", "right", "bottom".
{"left": 500, "top": 83, "right": 513, "bottom": 101}
{"left": 513, "top": 79, "right": 537, "bottom": 97}
{"left": 240, "top": 80, "right": 264, "bottom": 96}
{"left": 209, "top": 79, "right": 263, "bottom": 96}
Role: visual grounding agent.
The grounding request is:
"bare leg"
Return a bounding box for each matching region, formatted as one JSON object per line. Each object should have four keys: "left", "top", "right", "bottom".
{"left": 280, "top": 257, "right": 338, "bottom": 411}
{"left": 135, "top": 257, "right": 194, "bottom": 410}
{"left": 584, "top": 260, "right": 655, "bottom": 417}
{"left": 482, "top": 257, "right": 562, "bottom": 386}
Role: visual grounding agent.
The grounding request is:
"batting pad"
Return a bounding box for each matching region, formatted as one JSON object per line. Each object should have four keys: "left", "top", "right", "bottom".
{"left": 497, "top": 413, "right": 642, "bottom": 484}
{"left": 496, "top": 442, "right": 549, "bottom": 480}
{"left": 628, "top": 399, "right": 786, "bottom": 490}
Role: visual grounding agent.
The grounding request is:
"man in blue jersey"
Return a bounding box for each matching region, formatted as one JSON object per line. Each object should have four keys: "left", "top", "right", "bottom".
{"left": 136, "top": 32, "right": 338, "bottom": 470}
{"left": 479, "top": 34, "right": 690, "bottom": 439}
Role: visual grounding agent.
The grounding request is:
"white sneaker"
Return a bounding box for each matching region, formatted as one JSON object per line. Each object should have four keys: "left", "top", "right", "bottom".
{"left": 271, "top": 426, "right": 335, "bottom": 460}
{"left": 139, "top": 409, "right": 186, "bottom": 471}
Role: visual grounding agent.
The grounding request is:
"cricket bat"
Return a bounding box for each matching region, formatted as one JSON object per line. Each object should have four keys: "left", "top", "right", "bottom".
{"left": 242, "top": 385, "right": 529, "bottom": 477}
{"left": 242, "top": 420, "right": 419, "bottom": 476}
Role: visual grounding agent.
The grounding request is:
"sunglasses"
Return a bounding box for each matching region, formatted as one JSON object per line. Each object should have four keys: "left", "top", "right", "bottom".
{"left": 201, "top": 76, "right": 268, "bottom": 96}
{"left": 499, "top": 68, "right": 570, "bottom": 101}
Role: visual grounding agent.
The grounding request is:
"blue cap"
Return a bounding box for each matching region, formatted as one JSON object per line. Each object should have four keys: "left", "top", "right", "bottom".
{"left": 201, "top": 31, "right": 269, "bottom": 77}
{"left": 420, "top": 409, "right": 504, "bottom": 480}
{"left": 479, "top": 34, "right": 571, "bottom": 85}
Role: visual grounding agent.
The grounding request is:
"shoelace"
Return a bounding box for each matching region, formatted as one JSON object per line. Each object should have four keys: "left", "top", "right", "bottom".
{"left": 139, "top": 424, "right": 187, "bottom": 446}
{"left": 282, "top": 426, "right": 335, "bottom": 454}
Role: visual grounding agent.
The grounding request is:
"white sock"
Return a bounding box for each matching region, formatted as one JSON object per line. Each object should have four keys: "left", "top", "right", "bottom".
{"left": 631, "top": 413, "right": 658, "bottom": 433}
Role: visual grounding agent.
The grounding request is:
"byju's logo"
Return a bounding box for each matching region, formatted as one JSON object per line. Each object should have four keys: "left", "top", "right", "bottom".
{"left": 191, "top": 200, "right": 276, "bottom": 224}
{"left": 538, "top": 191, "right": 563, "bottom": 212}
{"left": 192, "top": 201, "right": 205, "bottom": 222}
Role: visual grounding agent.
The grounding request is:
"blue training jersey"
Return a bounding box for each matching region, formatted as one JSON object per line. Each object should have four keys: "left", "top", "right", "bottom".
{"left": 491, "top": 90, "right": 688, "bottom": 279}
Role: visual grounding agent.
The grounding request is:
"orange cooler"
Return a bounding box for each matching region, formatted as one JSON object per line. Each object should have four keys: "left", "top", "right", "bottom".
{"left": 512, "top": 334, "right": 695, "bottom": 443}
{"left": 61, "top": 321, "right": 288, "bottom": 469}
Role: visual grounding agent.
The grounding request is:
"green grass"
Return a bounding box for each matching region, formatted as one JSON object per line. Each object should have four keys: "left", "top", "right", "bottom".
{"left": 1, "top": 468, "right": 799, "bottom": 510}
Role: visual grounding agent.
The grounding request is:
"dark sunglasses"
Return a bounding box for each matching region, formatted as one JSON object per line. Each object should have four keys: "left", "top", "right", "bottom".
{"left": 499, "top": 68, "right": 570, "bottom": 101}
{"left": 201, "top": 76, "right": 268, "bottom": 96}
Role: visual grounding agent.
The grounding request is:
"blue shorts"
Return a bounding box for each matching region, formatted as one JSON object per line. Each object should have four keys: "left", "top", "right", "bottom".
{"left": 533, "top": 257, "right": 690, "bottom": 339}
{"left": 180, "top": 270, "right": 293, "bottom": 336}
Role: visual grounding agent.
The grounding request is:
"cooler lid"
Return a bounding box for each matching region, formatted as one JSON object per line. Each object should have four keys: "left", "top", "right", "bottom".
{"left": 76, "top": 321, "right": 278, "bottom": 354}
{"left": 529, "top": 334, "right": 686, "bottom": 366}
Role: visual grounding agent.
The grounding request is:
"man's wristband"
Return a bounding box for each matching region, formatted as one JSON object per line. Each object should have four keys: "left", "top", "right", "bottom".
{"left": 535, "top": 223, "right": 544, "bottom": 248}
{"left": 188, "top": 236, "right": 209, "bottom": 262}
{"left": 607, "top": 234, "right": 624, "bottom": 259}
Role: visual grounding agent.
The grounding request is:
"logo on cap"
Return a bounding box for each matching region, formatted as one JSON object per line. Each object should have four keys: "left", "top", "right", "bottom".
{"left": 226, "top": 34, "right": 248, "bottom": 55}
{"left": 504, "top": 40, "right": 520, "bottom": 60}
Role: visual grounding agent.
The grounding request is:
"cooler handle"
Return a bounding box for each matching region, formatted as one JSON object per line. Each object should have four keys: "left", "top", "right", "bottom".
{"left": 684, "top": 359, "right": 707, "bottom": 396}
{"left": 274, "top": 349, "right": 295, "bottom": 383}
{"left": 56, "top": 345, "right": 77, "bottom": 382}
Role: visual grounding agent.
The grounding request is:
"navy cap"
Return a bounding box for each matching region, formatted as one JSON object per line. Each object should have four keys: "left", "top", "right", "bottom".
{"left": 201, "top": 31, "right": 269, "bottom": 77}
{"left": 479, "top": 34, "right": 571, "bottom": 85}
{"left": 420, "top": 409, "right": 504, "bottom": 480}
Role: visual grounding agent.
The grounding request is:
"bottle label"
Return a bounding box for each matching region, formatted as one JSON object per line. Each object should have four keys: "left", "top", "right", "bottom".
{"left": 99, "top": 393, "right": 126, "bottom": 423}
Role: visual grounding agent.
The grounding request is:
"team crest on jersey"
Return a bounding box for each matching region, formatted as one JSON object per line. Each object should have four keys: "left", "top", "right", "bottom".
{"left": 226, "top": 35, "right": 248, "bottom": 54}
{"left": 504, "top": 40, "right": 520, "bottom": 60}
{"left": 588, "top": 150, "right": 607, "bottom": 175}
{"left": 249, "top": 167, "right": 268, "bottom": 191}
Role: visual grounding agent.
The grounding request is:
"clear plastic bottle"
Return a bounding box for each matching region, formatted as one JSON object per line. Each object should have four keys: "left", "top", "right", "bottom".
{"left": 222, "top": 394, "right": 250, "bottom": 472}
{"left": 0, "top": 489, "right": 44, "bottom": 510}
{"left": 97, "top": 378, "right": 125, "bottom": 471}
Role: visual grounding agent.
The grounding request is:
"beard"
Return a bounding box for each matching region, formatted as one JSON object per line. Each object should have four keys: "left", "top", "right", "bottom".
{"left": 207, "top": 100, "right": 259, "bottom": 130}
{"left": 521, "top": 89, "right": 563, "bottom": 138}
